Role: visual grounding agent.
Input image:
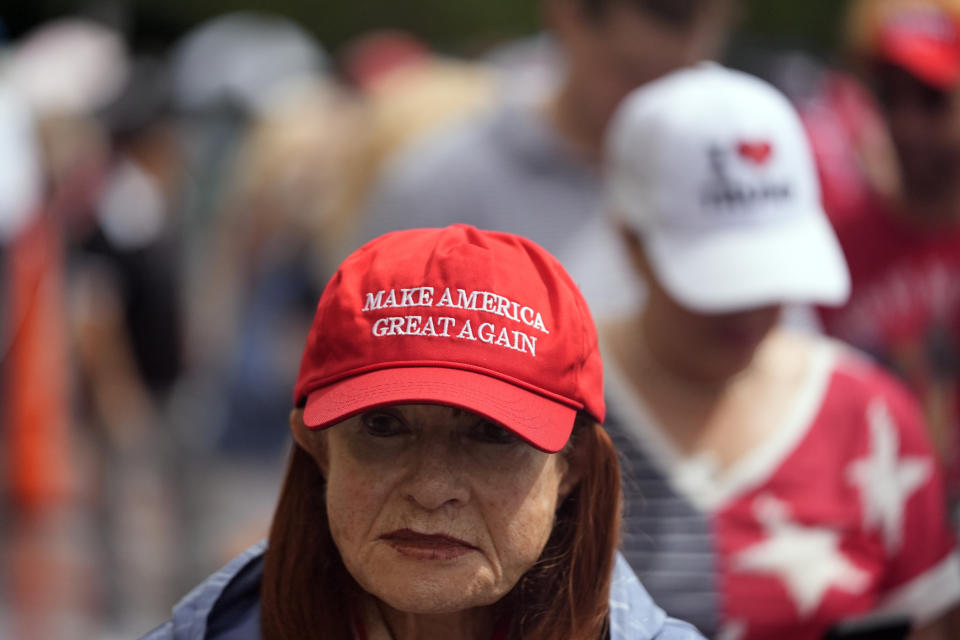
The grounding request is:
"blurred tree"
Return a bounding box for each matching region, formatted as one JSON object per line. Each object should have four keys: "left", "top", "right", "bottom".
{"left": 741, "top": 0, "right": 849, "bottom": 55}
{"left": 4, "top": 0, "right": 850, "bottom": 56}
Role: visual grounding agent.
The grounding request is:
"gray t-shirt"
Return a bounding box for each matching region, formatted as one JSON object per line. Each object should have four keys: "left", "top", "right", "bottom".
{"left": 359, "top": 98, "right": 642, "bottom": 318}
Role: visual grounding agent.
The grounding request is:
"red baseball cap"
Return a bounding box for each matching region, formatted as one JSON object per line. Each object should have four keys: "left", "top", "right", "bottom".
{"left": 292, "top": 225, "right": 604, "bottom": 453}
{"left": 865, "top": 1, "right": 960, "bottom": 89}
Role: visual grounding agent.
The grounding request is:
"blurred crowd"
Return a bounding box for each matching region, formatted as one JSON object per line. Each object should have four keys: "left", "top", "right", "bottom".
{"left": 2, "top": 0, "right": 960, "bottom": 638}
{"left": 0, "top": 12, "right": 500, "bottom": 639}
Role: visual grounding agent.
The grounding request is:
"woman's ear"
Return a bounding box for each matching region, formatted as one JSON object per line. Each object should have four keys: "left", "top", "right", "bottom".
{"left": 557, "top": 430, "right": 589, "bottom": 501}
{"left": 558, "top": 459, "right": 583, "bottom": 502}
{"left": 290, "top": 409, "right": 328, "bottom": 475}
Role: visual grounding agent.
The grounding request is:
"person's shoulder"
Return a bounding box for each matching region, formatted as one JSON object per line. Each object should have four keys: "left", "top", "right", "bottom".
{"left": 827, "top": 338, "right": 921, "bottom": 408}
{"left": 356, "top": 103, "right": 513, "bottom": 243}
{"left": 357, "top": 99, "right": 553, "bottom": 238}
{"left": 139, "top": 541, "right": 266, "bottom": 640}
{"left": 377, "top": 101, "right": 514, "bottom": 194}
{"left": 608, "top": 553, "right": 706, "bottom": 640}
{"left": 783, "top": 331, "right": 892, "bottom": 395}
{"left": 811, "top": 336, "right": 933, "bottom": 450}
{"left": 826, "top": 193, "right": 907, "bottom": 264}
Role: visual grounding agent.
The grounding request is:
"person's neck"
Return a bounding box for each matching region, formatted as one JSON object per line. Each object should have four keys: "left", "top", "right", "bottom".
{"left": 543, "top": 77, "right": 608, "bottom": 165}
{"left": 374, "top": 599, "right": 496, "bottom": 640}
{"left": 605, "top": 312, "right": 744, "bottom": 454}
{"left": 634, "top": 312, "right": 741, "bottom": 398}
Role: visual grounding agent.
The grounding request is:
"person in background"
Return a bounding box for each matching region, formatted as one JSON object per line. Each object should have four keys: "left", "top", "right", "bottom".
{"left": 0, "top": 68, "right": 83, "bottom": 640}
{"left": 2, "top": 18, "right": 130, "bottom": 639}
{"left": 167, "top": 10, "right": 339, "bottom": 577}
{"left": 356, "top": 0, "right": 736, "bottom": 318}
{"left": 328, "top": 30, "right": 495, "bottom": 255}
{"left": 737, "top": 49, "right": 900, "bottom": 233}
{"left": 143, "top": 224, "right": 705, "bottom": 640}
{"left": 818, "top": 0, "right": 960, "bottom": 517}
{"left": 601, "top": 64, "right": 960, "bottom": 640}
{"left": 69, "top": 54, "right": 187, "bottom": 630}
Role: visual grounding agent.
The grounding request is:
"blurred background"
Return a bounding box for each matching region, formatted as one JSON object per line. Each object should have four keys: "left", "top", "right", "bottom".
{"left": 3, "top": 1, "right": 846, "bottom": 53}
{"left": 0, "top": 1, "right": 949, "bottom": 638}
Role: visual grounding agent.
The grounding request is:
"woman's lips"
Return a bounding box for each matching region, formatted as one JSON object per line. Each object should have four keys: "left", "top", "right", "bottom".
{"left": 380, "top": 529, "right": 478, "bottom": 561}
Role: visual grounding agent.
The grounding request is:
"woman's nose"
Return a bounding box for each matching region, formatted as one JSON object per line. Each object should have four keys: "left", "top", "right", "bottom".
{"left": 401, "top": 439, "right": 471, "bottom": 511}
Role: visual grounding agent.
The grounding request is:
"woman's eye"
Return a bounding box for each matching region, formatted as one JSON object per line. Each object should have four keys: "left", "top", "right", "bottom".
{"left": 360, "top": 411, "right": 407, "bottom": 437}
{"left": 470, "top": 420, "right": 519, "bottom": 445}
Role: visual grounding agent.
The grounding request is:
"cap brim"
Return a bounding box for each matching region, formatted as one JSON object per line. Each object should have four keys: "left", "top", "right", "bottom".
{"left": 644, "top": 211, "right": 851, "bottom": 313}
{"left": 878, "top": 31, "right": 960, "bottom": 89}
{"left": 302, "top": 367, "right": 578, "bottom": 453}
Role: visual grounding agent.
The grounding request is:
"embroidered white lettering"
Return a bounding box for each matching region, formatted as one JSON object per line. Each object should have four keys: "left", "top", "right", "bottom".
{"left": 496, "top": 296, "right": 511, "bottom": 318}
{"left": 364, "top": 290, "right": 386, "bottom": 312}
{"left": 404, "top": 315, "right": 422, "bottom": 334}
{"left": 363, "top": 285, "right": 546, "bottom": 353}
{"left": 400, "top": 288, "right": 417, "bottom": 307}
{"left": 437, "top": 317, "right": 456, "bottom": 337}
{"left": 417, "top": 287, "right": 434, "bottom": 306}
{"left": 437, "top": 288, "right": 454, "bottom": 307}
{"left": 533, "top": 312, "right": 548, "bottom": 334}
{"left": 387, "top": 316, "right": 404, "bottom": 335}
{"left": 420, "top": 316, "right": 438, "bottom": 337}
{"left": 371, "top": 317, "right": 390, "bottom": 336}
{"left": 478, "top": 322, "right": 496, "bottom": 344}
{"left": 457, "top": 289, "right": 479, "bottom": 310}
{"left": 517, "top": 331, "right": 537, "bottom": 356}
{"left": 458, "top": 320, "right": 476, "bottom": 341}
{"left": 507, "top": 300, "right": 520, "bottom": 322}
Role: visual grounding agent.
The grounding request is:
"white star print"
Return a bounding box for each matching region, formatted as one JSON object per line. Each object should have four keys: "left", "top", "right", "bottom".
{"left": 733, "top": 495, "right": 870, "bottom": 617}
{"left": 716, "top": 620, "right": 747, "bottom": 640}
{"left": 847, "top": 399, "right": 932, "bottom": 553}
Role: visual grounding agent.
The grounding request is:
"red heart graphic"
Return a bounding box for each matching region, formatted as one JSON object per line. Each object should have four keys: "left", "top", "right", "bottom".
{"left": 738, "top": 141, "right": 773, "bottom": 165}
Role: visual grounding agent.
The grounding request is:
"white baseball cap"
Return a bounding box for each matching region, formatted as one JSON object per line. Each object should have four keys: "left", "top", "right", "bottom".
{"left": 606, "top": 63, "right": 850, "bottom": 313}
{"left": 0, "top": 84, "right": 41, "bottom": 241}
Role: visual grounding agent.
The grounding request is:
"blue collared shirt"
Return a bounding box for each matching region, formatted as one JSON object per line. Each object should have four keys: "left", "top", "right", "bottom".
{"left": 142, "top": 541, "right": 704, "bottom": 640}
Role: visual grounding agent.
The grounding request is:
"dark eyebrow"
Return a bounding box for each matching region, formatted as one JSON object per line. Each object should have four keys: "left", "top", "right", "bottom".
{"left": 416, "top": 405, "right": 481, "bottom": 421}
{"left": 448, "top": 407, "right": 483, "bottom": 421}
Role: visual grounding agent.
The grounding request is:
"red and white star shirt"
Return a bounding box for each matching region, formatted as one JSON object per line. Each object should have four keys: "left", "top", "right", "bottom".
{"left": 817, "top": 198, "right": 960, "bottom": 503}
{"left": 605, "top": 339, "right": 960, "bottom": 640}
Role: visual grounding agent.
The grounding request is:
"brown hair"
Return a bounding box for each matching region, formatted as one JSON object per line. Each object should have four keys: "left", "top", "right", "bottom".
{"left": 260, "top": 413, "right": 621, "bottom": 640}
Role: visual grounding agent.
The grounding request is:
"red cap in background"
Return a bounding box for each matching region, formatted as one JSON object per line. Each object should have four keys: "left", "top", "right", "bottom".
{"left": 875, "top": 3, "right": 960, "bottom": 88}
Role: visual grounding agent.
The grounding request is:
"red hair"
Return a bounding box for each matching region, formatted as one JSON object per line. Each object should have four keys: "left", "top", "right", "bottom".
{"left": 260, "top": 414, "right": 621, "bottom": 639}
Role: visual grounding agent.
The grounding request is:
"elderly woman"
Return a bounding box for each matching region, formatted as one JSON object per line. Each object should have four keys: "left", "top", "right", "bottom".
{"left": 143, "top": 224, "right": 703, "bottom": 639}
{"left": 601, "top": 64, "right": 960, "bottom": 640}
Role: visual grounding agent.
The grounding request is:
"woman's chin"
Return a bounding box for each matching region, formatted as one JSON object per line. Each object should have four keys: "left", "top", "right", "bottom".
{"left": 377, "top": 593, "right": 487, "bottom": 616}
{"left": 375, "top": 588, "right": 498, "bottom": 616}
{"left": 361, "top": 564, "right": 503, "bottom": 615}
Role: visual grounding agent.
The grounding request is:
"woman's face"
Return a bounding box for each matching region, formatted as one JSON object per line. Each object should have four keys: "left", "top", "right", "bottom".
{"left": 292, "top": 404, "right": 575, "bottom": 615}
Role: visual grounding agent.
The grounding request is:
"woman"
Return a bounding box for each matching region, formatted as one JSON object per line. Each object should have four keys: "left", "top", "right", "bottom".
{"left": 601, "top": 64, "right": 960, "bottom": 640}
{"left": 143, "top": 224, "right": 703, "bottom": 639}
